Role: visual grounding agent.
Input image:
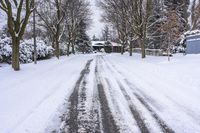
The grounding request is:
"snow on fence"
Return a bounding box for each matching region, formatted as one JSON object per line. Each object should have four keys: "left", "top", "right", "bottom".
{"left": 133, "top": 48, "right": 163, "bottom": 56}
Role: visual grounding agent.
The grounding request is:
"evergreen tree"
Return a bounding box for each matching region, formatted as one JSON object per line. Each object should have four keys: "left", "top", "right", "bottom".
{"left": 147, "top": 0, "right": 165, "bottom": 49}
{"left": 102, "top": 25, "right": 110, "bottom": 41}
{"left": 164, "top": 0, "right": 189, "bottom": 31}
{"left": 75, "top": 20, "right": 92, "bottom": 53}
{"left": 148, "top": 0, "right": 189, "bottom": 50}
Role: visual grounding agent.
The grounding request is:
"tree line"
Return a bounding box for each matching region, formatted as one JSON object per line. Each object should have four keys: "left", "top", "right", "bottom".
{"left": 0, "top": 0, "right": 91, "bottom": 71}
{"left": 1, "top": 0, "right": 200, "bottom": 71}
{"left": 98, "top": 0, "right": 200, "bottom": 58}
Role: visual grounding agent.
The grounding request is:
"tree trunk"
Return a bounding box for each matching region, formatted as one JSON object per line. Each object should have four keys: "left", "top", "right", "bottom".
{"left": 52, "top": 35, "right": 56, "bottom": 49}
{"left": 167, "top": 35, "right": 171, "bottom": 61}
{"left": 67, "top": 41, "right": 70, "bottom": 56}
{"left": 55, "top": 35, "right": 60, "bottom": 59}
{"left": 12, "top": 38, "right": 20, "bottom": 71}
{"left": 72, "top": 42, "right": 75, "bottom": 54}
{"left": 121, "top": 42, "right": 124, "bottom": 55}
{"left": 55, "top": 0, "right": 60, "bottom": 59}
{"left": 139, "top": 38, "right": 146, "bottom": 58}
{"left": 130, "top": 40, "right": 133, "bottom": 56}
{"left": 82, "top": 46, "right": 84, "bottom": 54}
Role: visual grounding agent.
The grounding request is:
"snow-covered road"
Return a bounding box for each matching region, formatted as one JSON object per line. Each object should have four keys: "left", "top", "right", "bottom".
{"left": 0, "top": 53, "right": 200, "bottom": 133}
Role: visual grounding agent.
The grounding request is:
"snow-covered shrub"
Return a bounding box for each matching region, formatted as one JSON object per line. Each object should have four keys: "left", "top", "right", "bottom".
{"left": 0, "top": 35, "right": 12, "bottom": 63}
{"left": 20, "top": 41, "right": 34, "bottom": 63}
{"left": 0, "top": 35, "right": 54, "bottom": 64}
{"left": 36, "top": 40, "right": 54, "bottom": 59}
{"left": 60, "top": 42, "right": 69, "bottom": 55}
{"left": 21, "top": 39, "right": 54, "bottom": 62}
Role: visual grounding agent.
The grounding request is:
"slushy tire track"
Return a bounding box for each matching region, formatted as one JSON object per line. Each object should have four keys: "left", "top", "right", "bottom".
{"left": 63, "top": 59, "right": 99, "bottom": 133}
{"left": 95, "top": 56, "right": 120, "bottom": 133}
{"left": 62, "top": 58, "right": 119, "bottom": 133}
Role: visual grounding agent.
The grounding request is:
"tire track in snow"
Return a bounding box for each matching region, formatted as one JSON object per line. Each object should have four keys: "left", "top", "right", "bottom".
{"left": 97, "top": 83, "right": 119, "bottom": 133}
{"left": 61, "top": 59, "right": 101, "bottom": 133}
{"left": 124, "top": 79, "right": 175, "bottom": 133}
{"left": 95, "top": 56, "right": 120, "bottom": 133}
{"left": 100, "top": 56, "right": 149, "bottom": 132}
{"left": 102, "top": 56, "right": 175, "bottom": 133}
{"left": 61, "top": 57, "right": 119, "bottom": 133}
{"left": 116, "top": 81, "right": 150, "bottom": 133}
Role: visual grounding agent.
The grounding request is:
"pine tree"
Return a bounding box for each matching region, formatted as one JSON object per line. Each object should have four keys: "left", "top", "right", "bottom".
{"left": 148, "top": 0, "right": 189, "bottom": 50}
{"left": 102, "top": 25, "right": 110, "bottom": 41}
{"left": 164, "top": 0, "right": 189, "bottom": 31}
{"left": 147, "top": 0, "right": 165, "bottom": 49}
{"left": 75, "top": 20, "right": 92, "bottom": 54}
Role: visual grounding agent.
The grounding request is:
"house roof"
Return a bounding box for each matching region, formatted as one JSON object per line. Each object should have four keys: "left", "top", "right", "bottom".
{"left": 91, "top": 41, "right": 105, "bottom": 47}
{"left": 91, "top": 41, "right": 121, "bottom": 47}
{"left": 185, "top": 30, "right": 200, "bottom": 37}
{"left": 111, "top": 42, "right": 121, "bottom": 46}
{"left": 179, "top": 30, "right": 200, "bottom": 44}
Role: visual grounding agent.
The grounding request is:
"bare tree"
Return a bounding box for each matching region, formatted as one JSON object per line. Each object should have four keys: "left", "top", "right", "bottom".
{"left": 36, "top": 0, "right": 65, "bottom": 59}
{"left": 127, "top": 0, "right": 153, "bottom": 58}
{"left": 99, "top": 0, "right": 153, "bottom": 58}
{"left": 99, "top": 0, "right": 129, "bottom": 55}
{"left": 63, "top": 0, "right": 91, "bottom": 56}
{"left": 0, "top": 0, "right": 34, "bottom": 70}
{"left": 190, "top": 0, "right": 200, "bottom": 30}
{"left": 160, "top": 10, "right": 182, "bottom": 61}
{"left": 102, "top": 25, "right": 110, "bottom": 41}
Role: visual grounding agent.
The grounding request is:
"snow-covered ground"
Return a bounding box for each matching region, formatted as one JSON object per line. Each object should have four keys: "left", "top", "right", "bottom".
{"left": 0, "top": 55, "right": 94, "bottom": 133}
{"left": 0, "top": 53, "right": 200, "bottom": 133}
{"left": 104, "top": 53, "right": 200, "bottom": 133}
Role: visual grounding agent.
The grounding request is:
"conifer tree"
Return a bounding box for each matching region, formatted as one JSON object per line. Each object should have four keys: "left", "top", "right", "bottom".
{"left": 76, "top": 20, "right": 91, "bottom": 54}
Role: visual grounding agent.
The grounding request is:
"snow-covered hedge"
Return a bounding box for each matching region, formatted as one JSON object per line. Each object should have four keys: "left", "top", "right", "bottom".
{"left": 0, "top": 36, "right": 12, "bottom": 63}
{"left": 60, "top": 42, "right": 70, "bottom": 55}
{"left": 0, "top": 35, "right": 54, "bottom": 64}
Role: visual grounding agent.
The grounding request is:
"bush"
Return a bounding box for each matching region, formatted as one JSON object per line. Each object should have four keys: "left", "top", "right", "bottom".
{"left": 59, "top": 43, "right": 69, "bottom": 55}
{"left": 0, "top": 35, "right": 12, "bottom": 63}
{"left": 0, "top": 35, "right": 54, "bottom": 64}
{"left": 21, "top": 39, "right": 54, "bottom": 62}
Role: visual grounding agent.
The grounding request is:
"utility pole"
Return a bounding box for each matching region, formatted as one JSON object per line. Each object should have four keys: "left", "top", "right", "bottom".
{"left": 33, "top": 0, "right": 37, "bottom": 64}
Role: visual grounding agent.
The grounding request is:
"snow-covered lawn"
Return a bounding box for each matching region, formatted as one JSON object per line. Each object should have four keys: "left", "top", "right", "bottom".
{"left": 0, "top": 53, "right": 200, "bottom": 133}
{"left": 104, "top": 53, "right": 200, "bottom": 132}
{"left": 0, "top": 55, "right": 93, "bottom": 133}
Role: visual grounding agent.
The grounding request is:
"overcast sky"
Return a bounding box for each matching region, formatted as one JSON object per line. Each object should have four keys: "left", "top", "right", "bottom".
{"left": 87, "top": 0, "right": 105, "bottom": 39}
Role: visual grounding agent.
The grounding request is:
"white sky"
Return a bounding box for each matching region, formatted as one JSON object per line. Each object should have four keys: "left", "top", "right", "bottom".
{"left": 87, "top": 0, "right": 105, "bottom": 39}
{"left": 0, "top": 11, "right": 7, "bottom": 29}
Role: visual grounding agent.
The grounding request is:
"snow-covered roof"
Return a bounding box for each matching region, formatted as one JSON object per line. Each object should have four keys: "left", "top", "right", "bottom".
{"left": 91, "top": 41, "right": 105, "bottom": 47}
{"left": 91, "top": 41, "right": 121, "bottom": 47}
{"left": 111, "top": 42, "right": 121, "bottom": 47}
{"left": 184, "top": 30, "right": 200, "bottom": 37}
{"left": 179, "top": 30, "right": 200, "bottom": 44}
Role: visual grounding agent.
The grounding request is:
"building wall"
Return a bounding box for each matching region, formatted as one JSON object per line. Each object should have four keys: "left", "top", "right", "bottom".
{"left": 186, "top": 35, "right": 200, "bottom": 54}
{"left": 112, "top": 46, "right": 121, "bottom": 53}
